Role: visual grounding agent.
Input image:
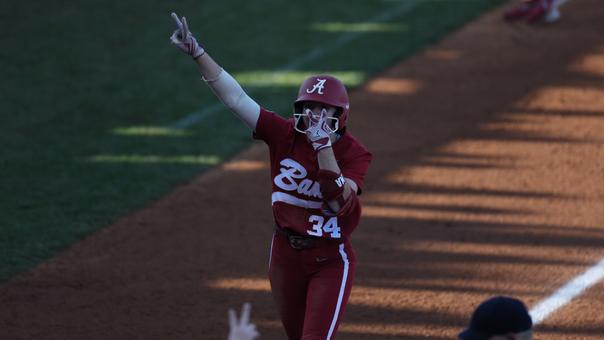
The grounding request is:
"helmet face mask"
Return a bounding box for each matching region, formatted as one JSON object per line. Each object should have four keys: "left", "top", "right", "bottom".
{"left": 293, "top": 75, "right": 350, "bottom": 134}
{"left": 293, "top": 108, "right": 340, "bottom": 134}
{"left": 324, "top": 116, "right": 339, "bottom": 134}
{"left": 293, "top": 112, "right": 310, "bottom": 133}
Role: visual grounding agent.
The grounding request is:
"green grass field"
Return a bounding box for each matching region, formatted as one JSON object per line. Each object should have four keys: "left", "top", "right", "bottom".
{"left": 0, "top": 0, "right": 505, "bottom": 281}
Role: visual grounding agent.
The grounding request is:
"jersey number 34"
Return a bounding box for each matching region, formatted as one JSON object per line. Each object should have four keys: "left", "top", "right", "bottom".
{"left": 307, "top": 215, "right": 341, "bottom": 238}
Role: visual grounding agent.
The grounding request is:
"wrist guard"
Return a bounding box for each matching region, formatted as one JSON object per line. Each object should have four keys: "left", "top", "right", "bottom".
{"left": 317, "top": 169, "right": 347, "bottom": 206}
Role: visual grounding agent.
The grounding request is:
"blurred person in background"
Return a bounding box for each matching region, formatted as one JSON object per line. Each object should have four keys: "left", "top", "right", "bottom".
{"left": 503, "top": 0, "right": 567, "bottom": 23}
{"left": 459, "top": 296, "right": 533, "bottom": 340}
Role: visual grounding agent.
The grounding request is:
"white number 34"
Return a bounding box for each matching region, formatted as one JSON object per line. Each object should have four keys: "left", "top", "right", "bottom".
{"left": 306, "top": 215, "right": 341, "bottom": 238}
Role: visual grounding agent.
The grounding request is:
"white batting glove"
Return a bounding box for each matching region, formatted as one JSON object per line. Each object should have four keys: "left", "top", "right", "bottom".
{"left": 305, "top": 109, "right": 333, "bottom": 151}
{"left": 170, "top": 12, "right": 205, "bottom": 59}
{"left": 227, "top": 303, "right": 260, "bottom": 340}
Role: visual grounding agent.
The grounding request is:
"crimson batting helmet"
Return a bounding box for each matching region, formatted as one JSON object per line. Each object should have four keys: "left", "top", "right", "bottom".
{"left": 293, "top": 75, "right": 350, "bottom": 133}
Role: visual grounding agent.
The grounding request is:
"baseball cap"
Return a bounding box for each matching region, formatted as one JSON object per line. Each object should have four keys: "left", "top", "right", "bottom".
{"left": 458, "top": 296, "right": 533, "bottom": 340}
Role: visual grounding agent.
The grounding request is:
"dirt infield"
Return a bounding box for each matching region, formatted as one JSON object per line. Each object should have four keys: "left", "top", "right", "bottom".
{"left": 2, "top": 1, "right": 604, "bottom": 339}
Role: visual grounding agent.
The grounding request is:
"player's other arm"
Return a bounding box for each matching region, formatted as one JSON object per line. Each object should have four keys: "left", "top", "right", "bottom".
{"left": 169, "top": 12, "right": 260, "bottom": 131}
{"left": 304, "top": 111, "right": 359, "bottom": 213}
{"left": 317, "top": 147, "right": 356, "bottom": 213}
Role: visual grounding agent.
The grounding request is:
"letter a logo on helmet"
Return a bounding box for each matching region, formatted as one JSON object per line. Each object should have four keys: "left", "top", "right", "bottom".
{"left": 306, "top": 78, "right": 326, "bottom": 95}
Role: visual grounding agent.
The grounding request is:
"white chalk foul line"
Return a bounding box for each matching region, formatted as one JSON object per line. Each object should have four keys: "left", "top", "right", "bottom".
{"left": 170, "top": 0, "right": 423, "bottom": 129}
{"left": 530, "top": 256, "right": 604, "bottom": 325}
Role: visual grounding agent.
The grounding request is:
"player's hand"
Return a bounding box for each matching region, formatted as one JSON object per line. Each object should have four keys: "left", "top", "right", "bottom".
{"left": 227, "top": 303, "right": 260, "bottom": 340}
{"left": 305, "top": 109, "right": 333, "bottom": 151}
{"left": 170, "top": 12, "right": 205, "bottom": 59}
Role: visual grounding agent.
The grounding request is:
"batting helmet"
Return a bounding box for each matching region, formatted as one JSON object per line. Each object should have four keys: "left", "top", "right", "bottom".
{"left": 293, "top": 75, "right": 350, "bottom": 133}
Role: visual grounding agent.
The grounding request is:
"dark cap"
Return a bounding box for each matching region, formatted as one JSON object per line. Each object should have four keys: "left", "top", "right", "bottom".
{"left": 459, "top": 296, "right": 533, "bottom": 340}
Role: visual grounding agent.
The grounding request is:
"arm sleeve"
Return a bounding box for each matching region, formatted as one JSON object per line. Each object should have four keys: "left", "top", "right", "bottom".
{"left": 205, "top": 69, "right": 260, "bottom": 130}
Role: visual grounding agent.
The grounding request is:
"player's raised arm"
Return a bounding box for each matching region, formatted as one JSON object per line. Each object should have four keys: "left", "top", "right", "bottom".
{"left": 169, "top": 12, "right": 260, "bottom": 130}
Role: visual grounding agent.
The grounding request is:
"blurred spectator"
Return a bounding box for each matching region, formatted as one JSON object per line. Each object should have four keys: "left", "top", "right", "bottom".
{"left": 503, "top": 0, "right": 565, "bottom": 23}
{"left": 459, "top": 296, "right": 533, "bottom": 340}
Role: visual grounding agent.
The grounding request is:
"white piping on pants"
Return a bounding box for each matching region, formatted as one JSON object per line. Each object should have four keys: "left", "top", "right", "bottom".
{"left": 326, "top": 243, "right": 350, "bottom": 340}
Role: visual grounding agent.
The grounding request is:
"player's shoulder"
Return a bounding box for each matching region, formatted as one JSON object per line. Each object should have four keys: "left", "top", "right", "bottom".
{"left": 254, "top": 107, "right": 295, "bottom": 142}
{"left": 260, "top": 107, "right": 294, "bottom": 126}
{"left": 337, "top": 132, "right": 371, "bottom": 156}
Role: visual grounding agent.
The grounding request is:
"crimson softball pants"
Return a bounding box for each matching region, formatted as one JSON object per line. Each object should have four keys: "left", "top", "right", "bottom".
{"left": 268, "top": 232, "right": 355, "bottom": 340}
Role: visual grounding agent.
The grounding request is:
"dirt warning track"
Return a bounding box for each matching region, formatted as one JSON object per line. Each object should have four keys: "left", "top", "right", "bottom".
{"left": 1, "top": 1, "right": 603, "bottom": 339}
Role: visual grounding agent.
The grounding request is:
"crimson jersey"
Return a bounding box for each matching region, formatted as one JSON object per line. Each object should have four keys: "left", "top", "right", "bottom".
{"left": 254, "top": 107, "right": 372, "bottom": 240}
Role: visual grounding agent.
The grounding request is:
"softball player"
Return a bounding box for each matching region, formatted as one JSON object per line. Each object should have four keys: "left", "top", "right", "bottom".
{"left": 170, "top": 13, "right": 372, "bottom": 340}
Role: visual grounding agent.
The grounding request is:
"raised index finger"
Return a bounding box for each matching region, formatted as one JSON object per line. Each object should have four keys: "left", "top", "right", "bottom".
{"left": 171, "top": 12, "right": 183, "bottom": 29}
{"left": 320, "top": 108, "right": 329, "bottom": 120}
